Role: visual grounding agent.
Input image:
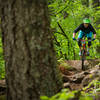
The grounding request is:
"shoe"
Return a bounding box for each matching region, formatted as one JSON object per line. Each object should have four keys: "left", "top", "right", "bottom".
{"left": 79, "top": 51, "right": 82, "bottom": 56}
{"left": 87, "top": 51, "right": 90, "bottom": 56}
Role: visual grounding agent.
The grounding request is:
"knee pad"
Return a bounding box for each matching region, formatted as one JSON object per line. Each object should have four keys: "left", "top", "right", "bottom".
{"left": 88, "top": 38, "right": 91, "bottom": 46}
{"left": 88, "top": 41, "right": 91, "bottom": 46}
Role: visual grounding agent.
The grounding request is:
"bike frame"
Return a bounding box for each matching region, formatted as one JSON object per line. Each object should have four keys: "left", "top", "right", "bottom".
{"left": 81, "top": 38, "right": 87, "bottom": 70}
{"left": 75, "top": 37, "right": 91, "bottom": 70}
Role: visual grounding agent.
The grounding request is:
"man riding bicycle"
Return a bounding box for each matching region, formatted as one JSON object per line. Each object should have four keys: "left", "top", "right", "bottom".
{"left": 72, "top": 18, "right": 96, "bottom": 56}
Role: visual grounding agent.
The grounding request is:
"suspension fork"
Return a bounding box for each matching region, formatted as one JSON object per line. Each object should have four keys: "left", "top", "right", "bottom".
{"left": 81, "top": 40, "right": 86, "bottom": 70}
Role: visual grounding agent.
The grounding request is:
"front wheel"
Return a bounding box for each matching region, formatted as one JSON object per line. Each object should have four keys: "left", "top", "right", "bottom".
{"left": 82, "top": 58, "right": 84, "bottom": 70}
{"left": 81, "top": 50, "right": 85, "bottom": 70}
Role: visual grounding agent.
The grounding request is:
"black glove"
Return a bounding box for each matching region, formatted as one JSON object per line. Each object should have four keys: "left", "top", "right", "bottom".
{"left": 92, "top": 38, "right": 95, "bottom": 41}
{"left": 73, "top": 37, "right": 76, "bottom": 40}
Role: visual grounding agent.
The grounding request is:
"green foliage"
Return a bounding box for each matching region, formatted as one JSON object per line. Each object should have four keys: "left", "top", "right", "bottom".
{"left": 40, "top": 89, "right": 93, "bottom": 100}
{"left": 40, "top": 89, "right": 75, "bottom": 100}
{"left": 83, "top": 80, "right": 100, "bottom": 92}
{"left": 41, "top": 80, "right": 100, "bottom": 100}
{"left": 0, "top": 95, "right": 6, "bottom": 100}
{"left": 49, "top": 0, "right": 100, "bottom": 60}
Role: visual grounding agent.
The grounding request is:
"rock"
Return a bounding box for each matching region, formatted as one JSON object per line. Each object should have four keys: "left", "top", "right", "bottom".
{"left": 83, "top": 71, "right": 90, "bottom": 75}
{"left": 71, "top": 72, "right": 85, "bottom": 84}
{"left": 59, "top": 59, "right": 100, "bottom": 92}
{"left": 0, "top": 80, "right": 6, "bottom": 88}
{"left": 62, "top": 75, "right": 71, "bottom": 82}
{"left": 59, "top": 66, "right": 74, "bottom": 75}
{"left": 95, "top": 65, "right": 100, "bottom": 69}
{"left": 63, "top": 83, "right": 71, "bottom": 89}
{"left": 82, "top": 67, "right": 100, "bottom": 87}
{"left": 71, "top": 77, "right": 84, "bottom": 84}
{"left": 70, "top": 83, "right": 82, "bottom": 90}
{"left": 0, "top": 80, "right": 6, "bottom": 95}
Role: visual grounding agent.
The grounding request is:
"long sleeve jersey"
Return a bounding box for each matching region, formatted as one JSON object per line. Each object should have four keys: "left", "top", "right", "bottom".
{"left": 74, "top": 23, "right": 96, "bottom": 34}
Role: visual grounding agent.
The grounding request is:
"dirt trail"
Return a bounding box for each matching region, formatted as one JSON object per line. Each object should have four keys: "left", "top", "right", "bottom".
{"left": 59, "top": 59, "right": 100, "bottom": 90}
{"left": 0, "top": 59, "right": 99, "bottom": 96}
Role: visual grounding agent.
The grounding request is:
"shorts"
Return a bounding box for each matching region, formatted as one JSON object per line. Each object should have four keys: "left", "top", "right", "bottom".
{"left": 78, "top": 30, "right": 92, "bottom": 39}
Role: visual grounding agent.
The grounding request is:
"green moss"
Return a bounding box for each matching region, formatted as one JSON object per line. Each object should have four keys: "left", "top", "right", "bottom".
{"left": 60, "top": 62, "right": 75, "bottom": 71}
{"left": 0, "top": 95, "right": 6, "bottom": 100}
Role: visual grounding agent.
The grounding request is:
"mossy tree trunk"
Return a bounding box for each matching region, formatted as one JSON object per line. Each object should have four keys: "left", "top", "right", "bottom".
{"left": 0, "top": 0, "right": 62, "bottom": 100}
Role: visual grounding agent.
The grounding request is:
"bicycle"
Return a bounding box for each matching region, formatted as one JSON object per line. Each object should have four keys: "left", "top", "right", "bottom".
{"left": 74, "top": 37, "right": 94, "bottom": 70}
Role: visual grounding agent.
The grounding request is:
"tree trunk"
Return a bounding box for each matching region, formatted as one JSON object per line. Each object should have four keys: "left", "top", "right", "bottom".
{"left": 0, "top": 0, "right": 62, "bottom": 100}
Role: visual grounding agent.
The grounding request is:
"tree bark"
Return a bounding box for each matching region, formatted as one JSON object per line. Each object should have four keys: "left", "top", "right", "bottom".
{"left": 0, "top": 0, "right": 62, "bottom": 100}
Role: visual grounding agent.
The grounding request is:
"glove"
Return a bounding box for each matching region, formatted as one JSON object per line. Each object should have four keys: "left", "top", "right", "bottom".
{"left": 92, "top": 38, "right": 95, "bottom": 41}
{"left": 73, "top": 37, "right": 76, "bottom": 40}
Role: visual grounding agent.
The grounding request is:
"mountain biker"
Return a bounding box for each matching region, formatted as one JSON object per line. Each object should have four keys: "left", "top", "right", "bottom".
{"left": 72, "top": 18, "right": 96, "bottom": 56}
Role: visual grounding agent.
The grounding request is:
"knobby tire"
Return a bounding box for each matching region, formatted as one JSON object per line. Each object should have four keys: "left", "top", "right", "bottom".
{"left": 81, "top": 50, "right": 85, "bottom": 70}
